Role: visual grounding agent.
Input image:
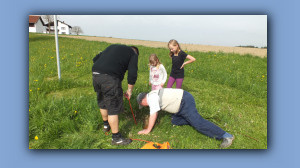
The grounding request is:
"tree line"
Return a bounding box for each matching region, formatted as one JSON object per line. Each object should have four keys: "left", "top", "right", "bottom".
{"left": 235, "top": 45, "right": 267, "bottom": 49}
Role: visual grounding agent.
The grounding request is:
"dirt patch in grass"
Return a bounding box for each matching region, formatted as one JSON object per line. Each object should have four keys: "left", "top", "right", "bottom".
{"left": 58, "top": 35, "right": 267, "bottom": 58}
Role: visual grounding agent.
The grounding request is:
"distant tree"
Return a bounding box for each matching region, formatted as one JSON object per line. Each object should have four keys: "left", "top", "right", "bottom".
{"left": 72, "top": 26, "right": 84, "bottom": 35}
{"left": 42, "top": 15, "right": 54, "bottom": 34}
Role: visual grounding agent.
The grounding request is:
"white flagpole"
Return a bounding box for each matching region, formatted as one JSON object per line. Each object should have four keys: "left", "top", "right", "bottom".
{"left": 54, "top": 15, "right": 61, "bottom": 80}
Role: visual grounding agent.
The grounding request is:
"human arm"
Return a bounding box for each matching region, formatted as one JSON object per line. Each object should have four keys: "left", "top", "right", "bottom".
{"left": 138, "top": 112, "right": 158, "bottom": 134}
{"left": 160, "top": 64, "right": 167, "bottom": 86}
{"left": 92, "top": 51, "right": 102, "bottom": 64}
{"left": 127, "top": 54, "right": 138, "bottom": 86}
{"left": 149, "top": 66, "right": 152, "bottom": 85}
{"left": 180, "top": 55, "right": 196, "bottom": 69}
{"left": 124, "top": 84, "right": 134, "bottom": 99}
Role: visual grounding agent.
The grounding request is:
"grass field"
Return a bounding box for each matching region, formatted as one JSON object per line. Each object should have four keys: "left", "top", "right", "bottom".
{"left": 29, "top": 33, "right": 267, "bottom": 149}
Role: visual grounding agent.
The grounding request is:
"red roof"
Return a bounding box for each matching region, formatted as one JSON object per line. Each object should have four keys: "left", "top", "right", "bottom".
{"left": 29, "top": 15, "right": 45, "bottom": 25}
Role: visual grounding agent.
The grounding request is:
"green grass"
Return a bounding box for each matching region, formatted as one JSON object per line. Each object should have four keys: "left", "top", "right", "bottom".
{"left": 29, "top": 33, "right": 267, "bottom": 149}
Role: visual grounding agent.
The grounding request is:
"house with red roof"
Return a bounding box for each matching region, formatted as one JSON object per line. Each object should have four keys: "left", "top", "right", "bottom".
{"left": 29, "top": 15, "right": 46, "bottom": 33}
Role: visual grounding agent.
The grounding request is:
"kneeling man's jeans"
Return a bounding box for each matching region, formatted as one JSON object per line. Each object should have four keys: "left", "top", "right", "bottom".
{"left": 171, "top": 91, "right": 226, "bottom": 140}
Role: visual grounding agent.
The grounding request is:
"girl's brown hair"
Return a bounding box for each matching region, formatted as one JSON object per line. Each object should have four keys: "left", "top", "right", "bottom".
{"left": 149, "top": 54, "right": 161, "bottom": 69}
{"left": 168, "top": 39, "right": 181, "bottom": 58}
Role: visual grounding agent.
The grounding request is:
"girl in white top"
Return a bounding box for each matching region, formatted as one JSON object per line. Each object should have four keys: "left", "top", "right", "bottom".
{"left": 149, "top": 54, "right": 167, "bottom": 90}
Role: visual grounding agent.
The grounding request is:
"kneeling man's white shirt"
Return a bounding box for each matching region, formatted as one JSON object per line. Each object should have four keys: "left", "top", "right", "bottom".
{"left": 147, "top": 93, "right": 160, "bottom": 115}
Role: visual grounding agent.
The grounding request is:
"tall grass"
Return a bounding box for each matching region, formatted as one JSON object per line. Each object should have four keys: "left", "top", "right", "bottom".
{"left": 29, "top": 33, "right": 267, "bottom": 149}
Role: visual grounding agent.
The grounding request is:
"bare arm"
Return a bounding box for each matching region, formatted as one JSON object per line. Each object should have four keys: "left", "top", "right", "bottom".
{"left": 125, "top": 84, "right": 134, "bottom": 99}
{"left": 180, "top": 55, "right": 196, "bottom": 69}
{"left": 138, "top": 112, "right": 158, "bottom": 135}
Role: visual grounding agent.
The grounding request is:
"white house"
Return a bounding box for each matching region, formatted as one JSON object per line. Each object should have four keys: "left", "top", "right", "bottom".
{"left": 45, "top": 20, "right": 72, "bottom": 35}
{"left": 29, "top": 15, "right": 46, "bottom": 33}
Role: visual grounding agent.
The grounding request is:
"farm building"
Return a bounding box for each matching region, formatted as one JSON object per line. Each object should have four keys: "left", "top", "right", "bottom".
{"left": 29, "top": 15, "right": 46, "bottom": 33}
{"left": 45, "top": 20, "right": 72, "bottom": 35}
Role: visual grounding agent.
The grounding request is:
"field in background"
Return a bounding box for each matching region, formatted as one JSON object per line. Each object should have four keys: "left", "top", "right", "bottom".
{"left": 29, "top": 33, "right": 267, "bottom": 149}
{"left": 56, "top": 34, "right": 268, "bottom": 58}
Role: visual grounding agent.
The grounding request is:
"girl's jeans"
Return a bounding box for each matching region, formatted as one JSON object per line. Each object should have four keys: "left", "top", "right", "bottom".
{"left": 167, "top": 76, "right": 184, "bottom": 89}
{"left": 171, "top": 91, "right": 226, "bottom": 140}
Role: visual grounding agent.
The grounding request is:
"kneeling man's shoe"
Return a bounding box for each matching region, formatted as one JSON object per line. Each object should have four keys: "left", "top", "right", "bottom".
{"left": 220, "top": 136, "right": 234, "bottom": 148}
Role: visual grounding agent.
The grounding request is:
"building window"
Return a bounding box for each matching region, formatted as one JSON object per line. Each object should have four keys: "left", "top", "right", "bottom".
{"left": 61, "top": 27, "right": 66, "bottom": 30}
{"left": 29, "top": 23, "right": 35, "bottom": 27}
{"left": 61, "top": 32, "right": 66, "bottom": 34}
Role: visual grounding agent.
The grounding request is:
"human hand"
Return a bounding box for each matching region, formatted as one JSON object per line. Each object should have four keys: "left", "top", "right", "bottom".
{"left": 161, "top": 83, "right": 164, "bottom": 86}
{"left": 180, "top": 63, "right": 185, "bottom": 69}
{"left": 149, "top": 82, "right": 152, "bottom": 85}
{"left": 138, "top": 129, "right": 150, "bottom": 135}
{"left": 124, "top": 90, "right": 132, "bottom": 99}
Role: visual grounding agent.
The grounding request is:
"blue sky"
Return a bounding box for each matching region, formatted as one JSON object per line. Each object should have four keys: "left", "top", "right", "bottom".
{"left": 57, "top": 15, "right": 267, "bottom": 47}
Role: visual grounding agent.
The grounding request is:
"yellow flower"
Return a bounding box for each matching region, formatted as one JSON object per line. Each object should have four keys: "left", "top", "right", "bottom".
{"left": 71, "top": 54, "right": 73, "bottom": 55}
{"left": 29, "top": 109, "right": 30, "bottom": 111}
{"left": 214, "top": 55, "right": 216, "bottom": 56}
{"left": 30, "top": 90, "right": 32, "bottom": 92}
{"left": 35, "top": 136, "right": 38, "bottom": 140}
{"left": 38, "top": 88, "right": 40, "bottom": 90}
{"left": 262, "top": 75, "right": 265, "bottom": 78}
{"left": 75, "top": 111, "right": 77, "bottom": 113}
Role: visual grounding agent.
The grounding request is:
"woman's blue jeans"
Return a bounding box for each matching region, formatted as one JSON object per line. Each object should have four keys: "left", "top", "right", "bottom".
{"left": 171, "top": 91, "right": 226, "bottom": 140}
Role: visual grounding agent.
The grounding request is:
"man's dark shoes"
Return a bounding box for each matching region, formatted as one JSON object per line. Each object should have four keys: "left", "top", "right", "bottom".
{"left": 103, "top": 123, "right": 111, "bottom": 132}
{"left": 220, "top": 135, "right": 235, "bottom": 148}
{"left": 112, "top": 133, "right": 132, "bottom": 145}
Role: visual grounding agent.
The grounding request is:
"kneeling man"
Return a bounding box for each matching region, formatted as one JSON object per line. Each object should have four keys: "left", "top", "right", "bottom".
{"left": 137, "top": 88, "right": 234, "bottom": 148}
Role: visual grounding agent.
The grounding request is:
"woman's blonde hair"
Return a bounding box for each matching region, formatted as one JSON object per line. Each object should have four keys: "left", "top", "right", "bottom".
{"left": 168, "top": 39, "right": 181, "bottom": 58}
{"left": 149, "top": 54, "right": 161, "bottom": 69}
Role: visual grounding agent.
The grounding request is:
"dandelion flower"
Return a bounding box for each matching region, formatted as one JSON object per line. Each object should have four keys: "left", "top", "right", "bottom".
{"left": 38, "top": 88, "right": 40, "bottom": 90}
{"left": 35, "top": 136, "right": 38, "bottom": 140}
{"left": 75, "top": 111, "right": 77, "bottom": 113}
{"left": 263, "top": 75, "right": 265, "bottom": 78}
{"left": 30, "top": 90, "right": 32, "bottom": 92}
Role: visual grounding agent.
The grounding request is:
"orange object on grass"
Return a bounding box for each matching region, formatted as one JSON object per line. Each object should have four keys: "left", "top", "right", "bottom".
{"left": 140, "top": 141, "right": 170, "bottom": 149}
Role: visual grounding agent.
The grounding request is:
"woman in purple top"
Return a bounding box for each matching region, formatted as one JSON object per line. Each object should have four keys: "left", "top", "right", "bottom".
{"left": 167, "top": 39, "right": 196, "bottom": 89}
